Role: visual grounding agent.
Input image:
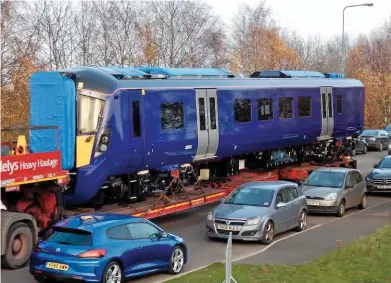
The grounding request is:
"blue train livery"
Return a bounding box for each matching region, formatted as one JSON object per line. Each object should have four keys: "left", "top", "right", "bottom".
{"left": 28, "top": 67, "right": 364, "bottom": 205}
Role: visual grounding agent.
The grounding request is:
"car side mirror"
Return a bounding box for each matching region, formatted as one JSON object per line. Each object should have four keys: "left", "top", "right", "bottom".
{"left": 374, "top": 164, "right": 378, "bottom": 168}
{"left": 276, "top": 202, "right": 287, "bottom": 208}
{"left": 159, "top": 231, "right": 168, "bottom": 238}
{"left": 219, "top": 198, "right": 225, "bottom": 203}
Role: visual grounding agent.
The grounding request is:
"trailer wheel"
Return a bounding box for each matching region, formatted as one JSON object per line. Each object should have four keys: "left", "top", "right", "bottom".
{"left": 2, "top": 222, "right": 33, "bottom": 269}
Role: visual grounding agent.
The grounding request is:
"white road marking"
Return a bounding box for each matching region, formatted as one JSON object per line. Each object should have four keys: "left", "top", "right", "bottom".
{"left": 160, "top": 198, "right": 391, "bottom": 282}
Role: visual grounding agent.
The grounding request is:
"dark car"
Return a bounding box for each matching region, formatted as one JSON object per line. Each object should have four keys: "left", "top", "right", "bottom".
{"left": 359, "top": 129, "right": 390, "bottom": 151}
{"left": 30, "top": 213, "right": 187, "bottom": 283}
{"left": 366, "top": 156, "right": 391, "bottom": 193}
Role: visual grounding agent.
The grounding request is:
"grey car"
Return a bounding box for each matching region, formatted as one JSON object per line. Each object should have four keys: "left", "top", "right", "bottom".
{"left": 359, "top": 129, "right": 390, "bottom": 151}
{"left": 300, "top": 168, "right": 367, "bottom": 217}
{"left": 205, "top": 181, "right": 308, "bottom": 245}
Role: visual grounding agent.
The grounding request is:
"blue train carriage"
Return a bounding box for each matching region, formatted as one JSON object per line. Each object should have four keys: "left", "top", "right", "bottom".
{"left": 28, "top": 67, "right": 364, "bottom": 206}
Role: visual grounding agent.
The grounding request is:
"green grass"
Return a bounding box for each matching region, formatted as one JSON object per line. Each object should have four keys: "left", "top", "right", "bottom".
{"left": 168, "top": 224, "right": 391, "bottom": 283}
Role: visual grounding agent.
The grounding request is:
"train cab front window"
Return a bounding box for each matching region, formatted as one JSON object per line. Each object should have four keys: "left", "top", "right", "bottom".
{"left": 77, "top": 94, "right": 105, "bottom": 134}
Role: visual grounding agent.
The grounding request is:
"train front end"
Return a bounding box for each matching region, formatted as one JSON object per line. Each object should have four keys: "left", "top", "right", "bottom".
{"left": 29, "top": 71, "right": 111, "bottom": 205}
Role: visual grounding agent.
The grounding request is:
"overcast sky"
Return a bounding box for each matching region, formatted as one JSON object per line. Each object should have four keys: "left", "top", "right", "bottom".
{"left": 208, "top": 0, "right": 391, "bottom": 40}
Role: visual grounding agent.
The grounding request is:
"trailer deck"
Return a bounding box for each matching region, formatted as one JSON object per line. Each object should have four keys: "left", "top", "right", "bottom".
{"left": 64, "top": 170, "right": 280, "bottom": 220}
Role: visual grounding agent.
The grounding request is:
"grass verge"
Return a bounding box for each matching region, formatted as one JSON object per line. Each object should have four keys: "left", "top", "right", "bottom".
{"left": 167, "top": 224, "right": 391, "bottom": 283}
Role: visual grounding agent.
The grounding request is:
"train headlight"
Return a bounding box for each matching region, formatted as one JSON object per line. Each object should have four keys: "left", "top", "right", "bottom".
{"left": 99, "top": 144, "right": 108, "bottom": 152}
{"left": 101, "top": 135, "right": 109, "bottom": 143}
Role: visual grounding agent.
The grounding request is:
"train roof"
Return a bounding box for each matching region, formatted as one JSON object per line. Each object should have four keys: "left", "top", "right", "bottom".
{"left": 250, "top": 70, "right": 327, "bottom": 78}
{"left": 56, "top": 66, "right": 364, "bottom": 95}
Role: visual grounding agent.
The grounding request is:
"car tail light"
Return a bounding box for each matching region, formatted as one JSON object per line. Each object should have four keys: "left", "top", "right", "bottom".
{"left": 33, "top": 243, "right": 41, "bottom": 252}
{"left": 78, "top": 249, "right": 106, "bottom": 258}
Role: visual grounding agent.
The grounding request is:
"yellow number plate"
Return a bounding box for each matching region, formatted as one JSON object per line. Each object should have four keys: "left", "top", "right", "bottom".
{"left": 46, "top": 262, "right": 69, "bottom": 271}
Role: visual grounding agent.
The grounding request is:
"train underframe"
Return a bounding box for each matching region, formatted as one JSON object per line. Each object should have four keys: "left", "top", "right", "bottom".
{"left": 85, "top": 137, "right": 354, "bottom": 207}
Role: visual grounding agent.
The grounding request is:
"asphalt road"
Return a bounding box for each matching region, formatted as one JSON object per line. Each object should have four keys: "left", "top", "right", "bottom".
{"left": 2, "top": 151, "right": 389, "bottom": 283}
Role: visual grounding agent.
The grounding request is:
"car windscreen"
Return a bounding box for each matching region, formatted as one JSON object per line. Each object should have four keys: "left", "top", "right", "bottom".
{"left": 385, "top": 124, "right": 391, "bottom": 131}
{"left": 42, "top": 227, "right": 92, "bottom": 246}
{"left": 304, "top": 171, "right": 345, "bottom": 188}
{"left": 360, "top": 130, "right": 378, "bottom": 136}
{"left": 378, "top": 158, "right": 391, "bottom": 169}
{"left": 224, "top": 187, "right": 274, "bottom": 207}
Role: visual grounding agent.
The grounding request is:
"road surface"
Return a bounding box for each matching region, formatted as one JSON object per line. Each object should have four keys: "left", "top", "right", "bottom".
{"left": 2, "top": 151, "right": 389, "bottom": 283}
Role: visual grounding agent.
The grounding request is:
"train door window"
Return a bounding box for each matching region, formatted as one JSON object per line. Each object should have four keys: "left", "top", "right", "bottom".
{"left": 336, "top": 95, "right": 343, "bottom": 113}
{"left": 298, "top": 97, "right": 311, "bottom": 117}
{"left": 198, "top": 98, "right": 206, "bottom": 131}
{"left": 132, "top": 101, "right": 141, "bottom": 137}
{"left": 209, "top": 97, "right": 217, "bottom": 129}
{"left": 257, "top": 98, "right": 273, "bottom": 120}
{"left": 279, "top": 97, "right": 293, "bottom": 119}
{"left": 328, "top": 93, "right": 333, "bottom": 117}
{"left": 160, "top": 102, "right": 185, "bottom": 130}
{"left": 322, "top": 93, "right": 327, "bottom": 118}
{"left": 234, "top": 99, "right": 251, "bottom": 123}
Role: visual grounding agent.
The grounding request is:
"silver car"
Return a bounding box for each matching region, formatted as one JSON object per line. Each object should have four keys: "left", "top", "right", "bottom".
{"left": 205, "top": 181, "right": 308, "bottom": 245}
{"left": 300, "top": 168, "right": 367, "bottom": 217}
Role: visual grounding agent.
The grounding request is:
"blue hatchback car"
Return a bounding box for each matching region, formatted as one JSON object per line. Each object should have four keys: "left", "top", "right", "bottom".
{"left": 30, "top": 213, "right": 188, "bottom": 283}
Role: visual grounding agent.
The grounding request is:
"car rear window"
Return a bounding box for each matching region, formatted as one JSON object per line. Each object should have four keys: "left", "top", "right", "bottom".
{"left": 43, "top": 227, "right": 92, "bottom": 246}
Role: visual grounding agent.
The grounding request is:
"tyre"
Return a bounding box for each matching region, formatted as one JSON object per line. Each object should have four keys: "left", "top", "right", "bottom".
{"left": 336, "top": 200, "right": 346, "bottom": 217}
{"left": 378, "top": 143, "right": 383, "bottom": 151}
{"left": 260, "top": 221, "right": 274, "bottom": 245}
{"left": 358, "top": 194, "right": 367, "bottom": 210}
{"left": 102, "top": 261, "right": 123, "bottom": 283}
{"left": 295, "top": 210, "right": 307, "bottom": 232}
{"left": 2, "top": 222, "right": 33, "bottom": 269}
{"left": 351, "top": 149, "right": 356, "bottom": 156}
{"left": 168, "top": 246, "right": 185, "bottom": 275}
{"left": 33, "top": 276, "right": 50, "bottom": 283}
{"left": 363, "top": 146, "right": 367, "bottom": 154}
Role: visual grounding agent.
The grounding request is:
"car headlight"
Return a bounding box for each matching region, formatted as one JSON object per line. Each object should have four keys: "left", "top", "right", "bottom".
{"left": 325, "top": 193, "right": 337, "bottom": 200}
{"left": 245, "top": 216, "right": 261, "bottom": 226}
{"left": 388, "top": 143, "right": 391, "bottom": 149}
{"left": 207, "top": 212, "right": 214, "bottom": 222}
{"left": 366, "top": 176, "right": 372, "bottom": 182}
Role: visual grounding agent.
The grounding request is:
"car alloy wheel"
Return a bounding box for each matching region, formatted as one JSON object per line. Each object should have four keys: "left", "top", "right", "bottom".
{"left": 337, "top": 201, "right": 345, "bottom": 217}
{"left": 358, "top": 194, "right": 367, "bottom": 209}
{"left": 104, "top": 262, "right": 122, "bottom": 283}
{"left": 296, "top": 210, "right": 307, "bottom": 232}
{"left": 169, "top": 246, "right": 184, "bottom": 274}
{"left": 261, "top": 221, "right": 274, "bottom": 245}
{"left": 363, "top": 146, "right": 367, "bottom": 154}
{"left": 379, "top": 143, "right": 383, "bottom": 151}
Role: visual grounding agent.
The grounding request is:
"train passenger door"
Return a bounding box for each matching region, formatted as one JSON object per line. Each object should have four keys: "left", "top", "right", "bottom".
{"left": 319, "top": 87, "right": 334, "bottom": 140}
{"left": 194, "top": 89, "right": 219, "bottom": 160}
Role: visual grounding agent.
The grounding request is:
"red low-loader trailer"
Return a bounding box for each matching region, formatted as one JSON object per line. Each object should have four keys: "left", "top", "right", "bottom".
{"left": 1, "top": 126, "right": 357, "bottom": 269}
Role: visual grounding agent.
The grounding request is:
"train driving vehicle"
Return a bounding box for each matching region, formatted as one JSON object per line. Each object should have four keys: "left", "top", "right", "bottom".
{"left": 28, "top": 67, "right": 364, "bottom": 206}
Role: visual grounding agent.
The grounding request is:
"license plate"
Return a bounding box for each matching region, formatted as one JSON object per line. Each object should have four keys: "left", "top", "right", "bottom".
{"left": 46, "top": 262, "right": 69, "bottom": 271}
{"left": 307, "top": 200, "right": 320, "bottom": 206}
{"left": 377, "top": 185, "right": 391, "bottom": 189}
{"left": 216, "top": 224, "right": 241, "bottom": 231}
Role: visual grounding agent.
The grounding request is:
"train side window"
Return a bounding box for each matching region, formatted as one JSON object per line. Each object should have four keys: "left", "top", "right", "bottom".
{"left": 234, "top": 99, "right": 251, "bottom": 123}
{"left": 298, "top": 96, "right": 311, "bottom": 117}
{"left": 198, "top": 98, "right": 206, "bottom": 131}
{"left": 257, "top": 98, "right": 273, "bottom": 120}
{"left": 160, "top": 102, "right": 185, "bottom": 130}
{"left": 209, "top": 97, "right": 217, "bottom": 130}
{"left": 279, "top": 97, "right": 293, "bottom": 119}
{"left": 132, "top": 101, "right": 141, "bottom": 137}
{"left": 336, "top": 95, "right": 343, "bottom": 113}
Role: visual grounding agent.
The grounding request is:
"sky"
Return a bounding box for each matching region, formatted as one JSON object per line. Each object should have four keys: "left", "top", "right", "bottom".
{"left": 208, "top": 0, "right": 391, "bottom": 40}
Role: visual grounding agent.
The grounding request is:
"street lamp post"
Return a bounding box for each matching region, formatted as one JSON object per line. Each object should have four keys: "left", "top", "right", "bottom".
{"left": 340, "top": 3, "right": 373, "bottom": 76}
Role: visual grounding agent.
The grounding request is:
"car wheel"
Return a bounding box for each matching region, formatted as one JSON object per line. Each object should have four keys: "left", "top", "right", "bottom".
{"left": 295, "top": 210, "right": 307, "bottom": 232}
{"left": 336, "top": 200, "right": 346, "bottom": 217}
{"left": 351, "top": 149, "right": 356, "bottom": 156}
{"left": 260, "top": 221, "right": 274, "bottom": 245}
{"left": 378, "top": 143, "right": 383, "bottom": 151}
{"left": 358, "top": 194, "right": 367, "bottom": 210}
{"left": 2, "top": 222, "right": 33, "bottom": 269}
{"left": 363, "top": 146, "right": 367, "bottom": 154}
{"left": 33, "top": 276, "right": 50, "bottom": 283}
{"left": 102, "top": 261, "right": 123, "bottom": 283}
{"left": 168, "top": 246, "right": 185, "bottom": 275}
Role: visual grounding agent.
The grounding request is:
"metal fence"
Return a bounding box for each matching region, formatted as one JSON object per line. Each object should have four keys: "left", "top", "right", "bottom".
{"left": 223, "top": 232, "right": 237, "bottom": 283}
